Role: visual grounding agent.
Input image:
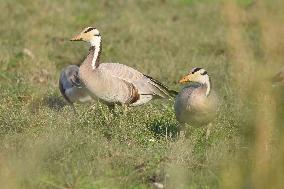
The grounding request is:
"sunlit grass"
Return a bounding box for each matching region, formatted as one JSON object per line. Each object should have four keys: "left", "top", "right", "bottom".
{"left": 1, "top": 0, "right": 284, "bottom": 188}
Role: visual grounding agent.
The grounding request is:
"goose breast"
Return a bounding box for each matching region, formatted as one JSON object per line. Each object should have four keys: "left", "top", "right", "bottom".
{"left": 174, "top": 84, "right": 218, "bottom": 125}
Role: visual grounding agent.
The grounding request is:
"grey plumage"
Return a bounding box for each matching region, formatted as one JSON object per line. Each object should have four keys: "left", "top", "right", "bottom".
{"left": 59, "top": 65, "right": 92, "bottom": 107}
{"left": 174, "top": 68, "right": 218, "bottom": 126}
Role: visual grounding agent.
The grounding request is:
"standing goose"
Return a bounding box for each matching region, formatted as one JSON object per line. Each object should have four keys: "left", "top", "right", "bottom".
{"left": 70, "top": 27, "right": 177, "bottom": 107}
{"left": 59, "top": 65, "right": 92, "bottom": 112}
{"left": 174, "top": 68, "right": 218, "bottom": 126}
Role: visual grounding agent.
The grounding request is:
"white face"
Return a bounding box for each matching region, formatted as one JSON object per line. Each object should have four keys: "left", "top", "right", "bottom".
{"left": 82, "top": 27, "right": 100, "bottom": 37}
{"left": 71, "top": 27, "right": 101, "bottom": 43}
{"left": 181, "top": 67, "right": 211, "bottom": 96}
{"left": 189, "top": 67, "right": 207, "bottom": 76}
{"left": 177, "top": 67, "right": 211, "bottom": 96}
{"left": 184, "top": 67, "right": 209, "bottom": 84}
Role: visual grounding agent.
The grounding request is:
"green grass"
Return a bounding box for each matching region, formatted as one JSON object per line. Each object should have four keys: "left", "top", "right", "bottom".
{"left": 1, "top": 0, "right": 284, "bottom": 188}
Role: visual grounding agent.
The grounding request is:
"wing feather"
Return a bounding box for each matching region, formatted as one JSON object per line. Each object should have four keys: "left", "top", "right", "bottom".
{"left": 99, "top": 63, "right": 176, "bottom": 99}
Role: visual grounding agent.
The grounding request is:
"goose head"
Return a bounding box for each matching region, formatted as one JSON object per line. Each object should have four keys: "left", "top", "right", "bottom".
{"left": 65, "top": 66, "right": 82, "bottom": 87}
{"left": 179, "top": 67, "right": 211, "bottom": 96}
{"left": 70, "top": 27, "right": 101, "bottom": 46}
{"left": 69, "top": 70, "right": 80, "bottom": 86}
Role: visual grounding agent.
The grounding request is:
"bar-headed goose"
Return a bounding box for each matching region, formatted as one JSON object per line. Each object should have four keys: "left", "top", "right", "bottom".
{"left": 59, "top": 65, "right": 92, "bottom": 112}
{"left": 70, "top": 27, "right": 177, "bottom": 108}
{"left": 174, "top": 68, "right": 218, "bottom": 126}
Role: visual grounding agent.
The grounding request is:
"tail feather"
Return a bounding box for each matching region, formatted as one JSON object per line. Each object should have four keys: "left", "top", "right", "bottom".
{"left": 168, "top": 89, "right": 179, "bottom": 96}
{"left": 144, "top": 75, "right": 178, "bottom": 98}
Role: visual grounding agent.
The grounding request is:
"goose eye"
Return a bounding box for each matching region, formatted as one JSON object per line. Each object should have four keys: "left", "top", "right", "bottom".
{"left": 84, "top": 27, "right": 96, "bottom": 33}
{"left": 191, "top": 67, "right": 202, "bottom": 74}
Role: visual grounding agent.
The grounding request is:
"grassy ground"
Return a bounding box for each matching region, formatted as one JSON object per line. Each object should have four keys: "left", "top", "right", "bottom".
{"left": 1, "top": 0, "right": 284, "bottom": 188}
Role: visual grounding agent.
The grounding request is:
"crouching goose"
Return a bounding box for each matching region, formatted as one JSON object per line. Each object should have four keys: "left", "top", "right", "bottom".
{"left": 174, "top": 68, "right": 218, "bottom": 128}
{"left": 59, "top": 65, "right": 92, "bottom": 112}
{"left": 70, "top": 27, "right": 177, "bottom": 108}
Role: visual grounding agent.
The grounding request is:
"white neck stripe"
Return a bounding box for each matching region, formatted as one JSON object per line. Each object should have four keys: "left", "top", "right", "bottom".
{"left": 90, "top": 36, "right": 101, "bottom": 69}
{"left": 205, "top": 79, "right": 211, "bottom": 96}
{"left": 198, "top": 75, "right": 211, "bottom": 96}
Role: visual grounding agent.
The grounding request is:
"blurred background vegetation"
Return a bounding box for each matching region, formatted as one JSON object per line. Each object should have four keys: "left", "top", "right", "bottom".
{"left": 1, "top": 0, "right": 284, "bottom": 188}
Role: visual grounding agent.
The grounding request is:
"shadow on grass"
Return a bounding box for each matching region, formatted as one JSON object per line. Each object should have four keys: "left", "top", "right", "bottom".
{"left": 29, "top": 94, "right": 67, "bottom": 113}
{"left": 43, "top": 95, "right": 66, "bottom": 111}
{"left": 147, "top": 119, "right": 180, "bottom": 139}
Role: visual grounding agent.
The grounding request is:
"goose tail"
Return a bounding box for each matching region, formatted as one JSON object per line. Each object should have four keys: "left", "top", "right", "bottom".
{"left": 144, "top": 75, "right": 178, "bottom": 98}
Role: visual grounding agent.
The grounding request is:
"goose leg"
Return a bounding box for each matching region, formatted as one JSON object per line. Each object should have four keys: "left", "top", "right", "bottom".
{"left": 69, "top": 103, "right": 77, "bottom": 115}
{"left": 107, "top": 103, "right": 115, "bottom": 113}
{"left": 177, "top": 123, "right": 188, "bottom": 140}
{"left": 122, "top": 104, "right": 129, "bottom": 115}
{"left": 99, "top": 100, "right": 115, "bottom": 113}
{"left": 179, "top": 130, "right": 186, "bottom": 140}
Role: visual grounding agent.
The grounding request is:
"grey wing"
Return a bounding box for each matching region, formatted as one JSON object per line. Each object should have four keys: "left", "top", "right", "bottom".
{"left": 139, "top": 75, "right": 178, "bottom": 98}
{"left": 99, "top": 63, "right": 144, "bottom": 81}
{"left": 100, "top": 63, "right": 177, "bottom": 99}
{"left": 93, "top": 74, "right": 140, "bottom": 104}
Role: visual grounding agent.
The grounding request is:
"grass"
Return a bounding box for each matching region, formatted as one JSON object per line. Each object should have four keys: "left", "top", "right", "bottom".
{"left": 1, "top": 0, "right": 284, "bottom": 188}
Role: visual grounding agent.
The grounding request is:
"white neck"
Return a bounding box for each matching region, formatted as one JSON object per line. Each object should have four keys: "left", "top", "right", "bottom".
{"left": 90, "top": 36, "right": 102, "bottom": 69}
{"left": 205, "top": 78, "right": 211, "bottom": 96}
{"left": 200, "top": 75, "right": 211, "bottom": 96}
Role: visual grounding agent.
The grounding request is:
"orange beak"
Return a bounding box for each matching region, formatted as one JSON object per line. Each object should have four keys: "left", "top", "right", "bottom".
{"left": 178, "top": 75, "right": 190, "bottom": 84}
{"left": 70, "top": 34, "right": 82, "bottom": 41}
